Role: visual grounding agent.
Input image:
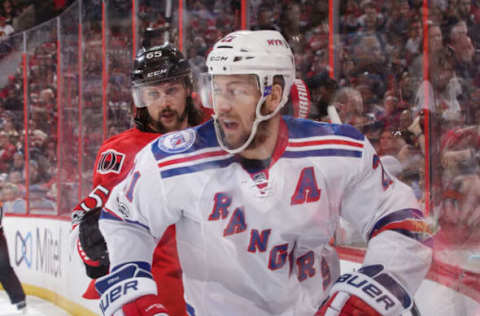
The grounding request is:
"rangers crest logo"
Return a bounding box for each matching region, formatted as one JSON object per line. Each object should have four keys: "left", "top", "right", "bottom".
{"left": 158, "top": 129, "right": 196, "bottom": 153}
{"left": 97, "top": 150, "right": 126, "bottom": 174}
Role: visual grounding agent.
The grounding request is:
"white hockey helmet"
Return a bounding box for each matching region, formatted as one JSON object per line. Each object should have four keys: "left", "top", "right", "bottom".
{"left": 205, "top": 30, "right": 295, "bottom": 154}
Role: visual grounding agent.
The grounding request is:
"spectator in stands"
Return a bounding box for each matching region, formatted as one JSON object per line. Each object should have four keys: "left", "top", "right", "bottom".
{"left": 306, "top": 48, "right": 329, "bottom": 79}
{"left": 1, "top": 0, "right": 16, "bottom": 26}
{"left": 309, "top": 0, "right": 329, "bottom": 26}
{"left": 385, "top": 0, "right": 412, "bottom": 42}
{"left": 330, "top": 87, "right": 368, "bottom": 128}
{"left": 0, "top": 132, "right": 15, "bottom": 173}
{"left": 414, "top": 51, "right": 461, "bottom": 122}
{"left": 279, "top": 2, "right": 307, "bottom": 53}
{"left": 1, "top": 116, "right": 19, "bottom": 144}
{"left": 377, "top": 90, "right": 404, "bottom": 128}
{"left": 405, "top": 17, "right": 423, "bottom": 61}
{"left": 0, "top": 16, "right": 14, "bottom": 41}
{"left": 306, "top": 70, "right": 338, "bottom": 121}
{"left": 1, "top": 182, "right": 25, "bottom": 214}
{"left": 307, "top": 23, "right": 328, "bottom": 60}
{"left": 447, "top": 20, "right": 476, "bottom": 83}
{"left": 12, "top": 0, "right": 35, "bottom": 33}
{"left": 340, "top": 0, "right": 361, "bottom": 34}
{"left": 408, "top": 21, "right": 444, "bottom": 84}
{"left": 351, "top": 35, "right": 387, "bottom": 83}
{"left": 459, "top": 0, "right": 480, "bottom": 46}
{"left": 357, "top": 0, "right": 385, "bottom": 33}
{"left": 28, "top": 159, "right": 49, "bottom": 186}
{"left": 458, "top": 0, "right": 474, "bottom": 22}
{"left": 1, "top": 86, "right": 21, "bottom": 112}
{"left": 9, "top": 151, "right": 24, "bottom": 174}
{"left": 252, "top": 3, "right": 280, "bottom": 31}
{"left": 377, "top": 128, "right": 407, "bottom": 157}
{"left": 29, "top": 129, "right": 50, "bottom": 179}
{"left": 7, "top": 170, "right": 24, "bottom": 194}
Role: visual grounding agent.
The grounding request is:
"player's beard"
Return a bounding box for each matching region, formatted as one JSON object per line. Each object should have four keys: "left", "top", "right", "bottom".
{"left": 217, "top": 114, "right": 269, "bottom": 151}
{"left": 149, "top": 106, "right": 188, "bottom": 133}
{"left": 246, "top": 119, "right": 270, "bottom": 151}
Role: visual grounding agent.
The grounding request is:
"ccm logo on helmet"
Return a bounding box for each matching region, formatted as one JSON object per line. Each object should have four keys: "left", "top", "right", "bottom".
{"left": 210, "top": 55, "right": 228, "bottom": 62}
{"left": 147, "top": 69, "right": 167, "bottom": 78}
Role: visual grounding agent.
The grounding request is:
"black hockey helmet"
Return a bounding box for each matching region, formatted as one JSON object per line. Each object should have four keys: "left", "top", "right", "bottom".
{"left": 131, "top": 44, "right": 192, "bottom": 108}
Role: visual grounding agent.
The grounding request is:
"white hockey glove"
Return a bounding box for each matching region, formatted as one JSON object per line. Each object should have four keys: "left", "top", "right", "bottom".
{"left": 315, "top": 264, "right": 412, "bottom": 316}
{"left": 95, "top": 261, "right": 167, "bottom": 316}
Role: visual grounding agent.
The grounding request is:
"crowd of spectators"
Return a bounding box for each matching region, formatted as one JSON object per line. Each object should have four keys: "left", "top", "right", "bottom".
{"left": 0, "top": 0, "right": 477, "bottom": 264}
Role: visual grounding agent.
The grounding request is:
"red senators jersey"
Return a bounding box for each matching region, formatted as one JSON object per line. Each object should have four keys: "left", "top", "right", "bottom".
{"left": 74, "top": 127, "right": 186, "bottom": 316}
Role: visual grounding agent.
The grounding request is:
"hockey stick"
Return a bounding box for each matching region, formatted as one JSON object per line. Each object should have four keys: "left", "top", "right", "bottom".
{"left": 327, "top": 104, "right": 342, "bottom": 124}
{"left": 141, "top": 0, "right": 172, "bottom": 47}
{"left": 407, "top": 302, "right": 422, "bottom": 316}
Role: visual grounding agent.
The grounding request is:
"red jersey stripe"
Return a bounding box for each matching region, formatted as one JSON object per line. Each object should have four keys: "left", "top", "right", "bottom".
{"left": 158, "top": 150, "right": 228, "bottom": 168}
{"left": 288, "top": 139, "right": 363, "bottom": 148}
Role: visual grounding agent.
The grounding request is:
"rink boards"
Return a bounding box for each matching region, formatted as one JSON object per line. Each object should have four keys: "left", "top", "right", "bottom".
{"left": 2, "top": 215, "right": 479, "bottom": 316}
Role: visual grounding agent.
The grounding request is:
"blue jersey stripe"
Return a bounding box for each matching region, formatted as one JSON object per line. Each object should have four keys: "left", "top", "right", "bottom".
{"left": 369, "top": 208, "right": 424, "bottom": 239}
{"left": 283, "top": 148, "right": 363, "bottom": 159}
{"left": 161, "top": 156, "right": 236, "bottom": 178}
{"left": 100, "top": 209, "right": 122, "bottom": 221}
{"left": 100, "top": 209, "right": 151, "bottom": 232}
{"left": 283, "top": 116, "right": 364, "bottom": 141}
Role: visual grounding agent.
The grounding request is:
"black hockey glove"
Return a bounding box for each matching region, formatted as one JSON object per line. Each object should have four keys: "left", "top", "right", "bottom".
{"left": 77, "top": 208, "right": 110, "bottom": 279}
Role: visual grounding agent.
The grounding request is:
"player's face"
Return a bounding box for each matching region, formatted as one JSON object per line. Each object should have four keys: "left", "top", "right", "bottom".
{"left": 141, "top": 79, "right": 189, "bottom": 132}
{"left": 212, "top": 74, "right": 261, "bottom": 150}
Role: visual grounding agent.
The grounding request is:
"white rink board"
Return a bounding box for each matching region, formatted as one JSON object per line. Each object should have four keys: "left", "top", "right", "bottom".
{"left": 3, "top": 216, "right": 98, "bottom": 315}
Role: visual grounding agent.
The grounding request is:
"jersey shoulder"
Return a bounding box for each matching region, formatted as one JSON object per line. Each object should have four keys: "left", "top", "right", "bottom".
{"left": 282, "top": 116, "right": 364, "bottom": 141}
{"left": 94, "top": 128, "right": 160, "bottom": 178}
{"left": 100, "top": 128, "right": 160, "bottom": 152}
{"left": 148, "top": 119, "right": 219, "bottom": 162}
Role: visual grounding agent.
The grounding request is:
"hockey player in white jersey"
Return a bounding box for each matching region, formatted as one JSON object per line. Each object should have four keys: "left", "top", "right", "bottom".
{"left": 96, "top": 30, "right": 432, "bottom": 316}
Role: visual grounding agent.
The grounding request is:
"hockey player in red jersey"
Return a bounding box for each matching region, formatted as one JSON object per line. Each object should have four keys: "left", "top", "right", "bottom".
{"left": 71, "top": 43, "right": 204, "bottom": 316}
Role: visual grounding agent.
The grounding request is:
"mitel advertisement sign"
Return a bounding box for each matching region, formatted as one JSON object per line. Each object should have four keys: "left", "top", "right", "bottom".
{"left": 14, "top": 226, "right": 62, "bottom": 278}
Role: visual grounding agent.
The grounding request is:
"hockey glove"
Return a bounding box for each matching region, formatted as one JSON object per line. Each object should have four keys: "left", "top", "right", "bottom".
{"left": 315, "top": 265, "right": 412, "bottom": 316}
{"left": 77, "top": 208, "right": 110, "bottom": 278}
{"left": 96, "top": 262, "right": 160, "bottom": 316}
{"left": 121, "top": 295, "right": 169, "bottom": 316}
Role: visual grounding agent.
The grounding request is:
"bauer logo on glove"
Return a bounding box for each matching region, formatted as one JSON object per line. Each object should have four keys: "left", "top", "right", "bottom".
{"left": 317, "top": 264, "right": 413, "bottom": 316}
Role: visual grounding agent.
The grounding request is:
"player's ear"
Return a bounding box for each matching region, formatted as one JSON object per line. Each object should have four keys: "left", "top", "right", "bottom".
{"left": 262, "top": 83, "right": 283, "bottom": 115}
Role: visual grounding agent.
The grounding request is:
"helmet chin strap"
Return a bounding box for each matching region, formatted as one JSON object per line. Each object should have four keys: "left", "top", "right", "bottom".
{"left": 213, "top": 92, "right": 287, "bottom": 155}
{"left": 212, "top": 74, "right": 289, "bottom": 155}
{"left": 213, "top": 110, "right": 263, "bottom": 155}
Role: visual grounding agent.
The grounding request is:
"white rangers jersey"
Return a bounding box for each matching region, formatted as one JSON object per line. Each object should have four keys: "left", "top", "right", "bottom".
{"left": 100, "top": 117, "right": 432, "bottom": 316}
